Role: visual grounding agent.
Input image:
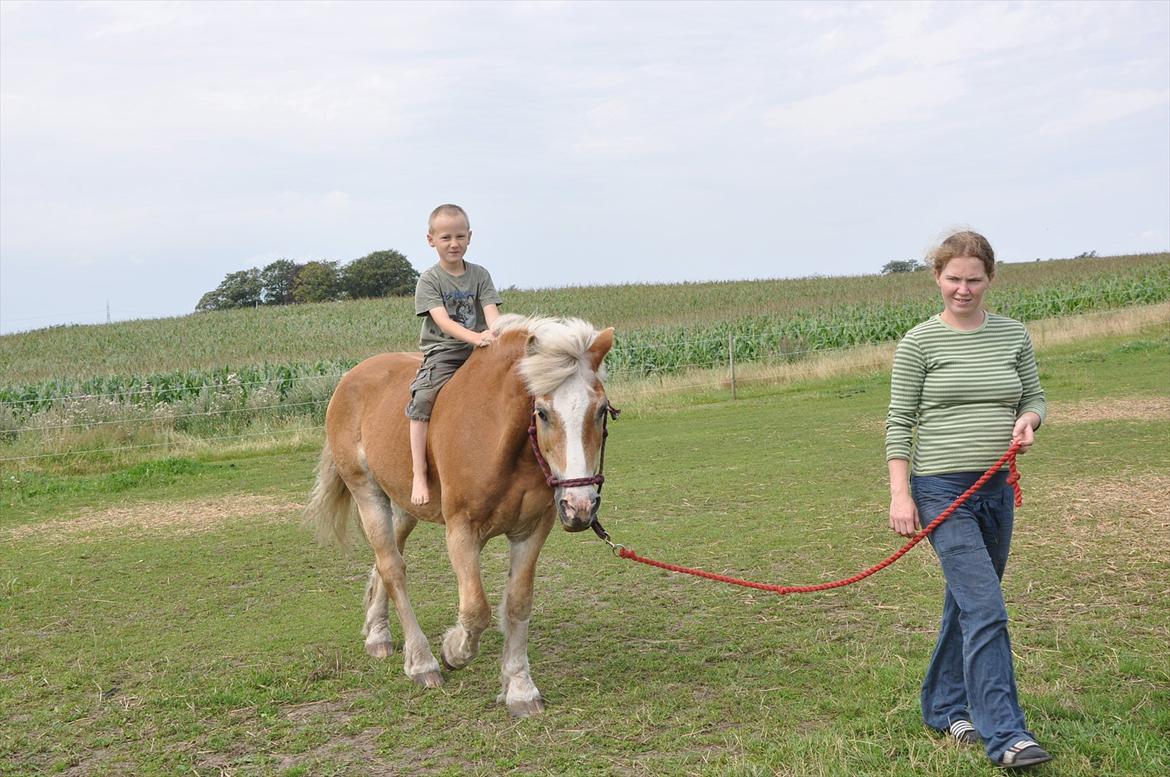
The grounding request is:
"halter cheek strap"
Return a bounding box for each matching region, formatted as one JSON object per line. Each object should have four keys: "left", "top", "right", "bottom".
{"left": 527, "top": 401, "right": 619, "bottom": 489}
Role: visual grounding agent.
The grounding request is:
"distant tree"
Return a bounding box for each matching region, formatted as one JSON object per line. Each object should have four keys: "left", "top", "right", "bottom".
{"left": 293, "top": 261, "right": 341, "bottom": 303}
{"left": 1076, "top": 250, "right": 1098, "bottom": 259}
{"left": 195, "top": 289, "right": 225, "bottom": 312}
{"left": 260, "top": 259, "right": 302, "bottom": 305}
{"left": 340, "top": 250, "right": 418, "bottom": 299}
{"left": 881, "top": 260, "right": 927, "bottom": 275}
{"left": 195, "top": 268, "right": 263, "bottom": 311}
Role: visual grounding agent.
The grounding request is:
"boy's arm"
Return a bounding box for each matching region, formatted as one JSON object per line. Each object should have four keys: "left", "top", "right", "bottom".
{"left": 427, "top": 306, "right": 494, "bottom": 347}
{"left": 483, "top": 303, "right": 501, "bottom": 330}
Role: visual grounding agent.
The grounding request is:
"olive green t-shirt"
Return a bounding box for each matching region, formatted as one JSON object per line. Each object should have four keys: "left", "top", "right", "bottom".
{"left": 414, "top": 261, "right": 502, "bottom": 356}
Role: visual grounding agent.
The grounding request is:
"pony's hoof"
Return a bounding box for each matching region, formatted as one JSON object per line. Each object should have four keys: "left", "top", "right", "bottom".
{"left": 365, "top": 641, "right": 394, "bottom": 659}
{"left": 506, "top": 696, "right": 545, "bottom": 718}
{"left": 440, "top": 649, "right": 469, "bottom": 671}
{"left": 411, "top": 670, "right": 444, "bottom": 689}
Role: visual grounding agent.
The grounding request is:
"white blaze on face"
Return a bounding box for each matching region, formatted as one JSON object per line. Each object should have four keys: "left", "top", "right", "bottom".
{"left": 547, "top": 374, "right": 603, "bottom": 521}
{"left": 549, "top": 376, "right": 597, "bottom": 499}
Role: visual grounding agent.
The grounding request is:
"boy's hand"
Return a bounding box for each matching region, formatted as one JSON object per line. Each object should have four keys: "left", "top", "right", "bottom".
{"left": 477, "top": 332, "right": 494, "bottom": 348}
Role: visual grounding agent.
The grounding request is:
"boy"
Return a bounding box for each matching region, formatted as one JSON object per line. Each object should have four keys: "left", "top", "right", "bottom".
{"left": 406, "top": 204, "right": 502, "bottom": 505}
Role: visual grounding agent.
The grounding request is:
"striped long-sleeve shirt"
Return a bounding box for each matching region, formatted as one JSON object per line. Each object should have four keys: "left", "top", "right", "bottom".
{"left": 885, "top": 313, "right": 1046, "bottom": 476}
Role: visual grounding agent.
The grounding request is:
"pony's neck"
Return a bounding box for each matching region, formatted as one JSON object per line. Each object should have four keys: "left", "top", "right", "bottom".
{"left": 444, "top": 333, "right": 538, "bottom": 463}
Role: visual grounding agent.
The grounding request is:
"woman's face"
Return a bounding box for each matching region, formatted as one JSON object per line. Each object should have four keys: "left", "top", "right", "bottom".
{"left": 935, "top": 256, "right": 991, "bottom": 320}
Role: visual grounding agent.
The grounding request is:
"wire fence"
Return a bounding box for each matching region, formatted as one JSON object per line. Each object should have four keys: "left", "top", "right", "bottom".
{"left": 2, "top": 291, "right": 1166, "bottom": 463}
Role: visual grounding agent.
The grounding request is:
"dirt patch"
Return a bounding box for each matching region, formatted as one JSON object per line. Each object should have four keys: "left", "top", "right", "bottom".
{"left": 1051, "top": 397, "right": 1170, "bottom": 424}
{"left": 283, "top": 697, "right": 361, "bottom": 725}
{"left": 1026, "top": 472, "right": 1170, "bottom": 555}
{"left": 7, "top": 493, "right": 304, "bottom": 542}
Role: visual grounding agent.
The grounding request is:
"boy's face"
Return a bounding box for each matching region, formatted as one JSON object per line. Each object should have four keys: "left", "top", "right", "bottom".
{"left": 427, "top": 213, "right": 471, "bottom": 267}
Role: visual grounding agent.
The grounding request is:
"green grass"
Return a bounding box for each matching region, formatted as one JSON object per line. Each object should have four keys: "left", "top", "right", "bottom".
{"left": 2, "top": 325, "right": 1167, "bottom": 775}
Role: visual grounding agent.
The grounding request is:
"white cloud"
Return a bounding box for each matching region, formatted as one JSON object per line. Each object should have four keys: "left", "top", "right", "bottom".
{"left": 83, "top": 0, "right": 202, "bottom": 39}
{"left": 762, "top": 69, "right": 966, "bottom": 146}
{"left": 1, "top": 1, "right": 1167, "bottom": 334}
{"left": 1035, "top": 88, "right": 1170, "bottom": 137}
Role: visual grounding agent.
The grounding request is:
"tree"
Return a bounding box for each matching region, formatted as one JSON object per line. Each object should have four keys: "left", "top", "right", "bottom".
{"left": 260, "top": 259, "right": 302, "bottom": 305}
{"left": 340, "top": 250, "right": 418, "bottom": 299}
{"left": 881, "top": 259, "right": 927, "bottom": 275}
{"left": 195, "top": 268, "right": 263, "bottom": 311}
{"left": 293, "top": 261, "right": 341, "bottom": 303}
{"left": 195, "top": 288, "right": 225, "bottom": 312}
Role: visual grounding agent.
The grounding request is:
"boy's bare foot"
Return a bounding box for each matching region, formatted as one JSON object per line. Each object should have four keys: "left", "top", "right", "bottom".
{"left": 411, "top": 472, "right": 429, "bottom": 505}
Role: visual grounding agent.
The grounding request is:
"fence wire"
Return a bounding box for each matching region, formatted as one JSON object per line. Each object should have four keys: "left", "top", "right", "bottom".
{"left": 2, "top": 293, "right": 1165, "bottom": 462}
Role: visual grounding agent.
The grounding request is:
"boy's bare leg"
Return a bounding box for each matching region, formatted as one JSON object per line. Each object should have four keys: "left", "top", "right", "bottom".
{"left": 410, "top": 419, "right": 430, "bottom": 505}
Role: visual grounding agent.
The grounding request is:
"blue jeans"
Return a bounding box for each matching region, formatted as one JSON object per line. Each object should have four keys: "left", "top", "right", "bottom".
{"left": 912, "top": 471, "right": 1035, "bottom": 761}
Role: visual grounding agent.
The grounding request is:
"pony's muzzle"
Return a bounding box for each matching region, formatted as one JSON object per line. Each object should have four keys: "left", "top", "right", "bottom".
{"left": 557, "top": 490, "right": 600, "bottom": 531}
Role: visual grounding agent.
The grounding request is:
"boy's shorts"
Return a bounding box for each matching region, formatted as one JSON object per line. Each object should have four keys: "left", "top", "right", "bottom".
{"left": 405, "top": 347, "right": 473, "bottom": 421}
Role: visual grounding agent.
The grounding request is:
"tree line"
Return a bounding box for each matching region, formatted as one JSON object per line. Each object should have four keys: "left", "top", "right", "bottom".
{"left": 196, "top": 250, "right": 419, "bottom": 312}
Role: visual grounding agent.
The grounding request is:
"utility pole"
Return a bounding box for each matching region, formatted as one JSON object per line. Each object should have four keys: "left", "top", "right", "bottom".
{"left": 106, "top": 300, "right": 111, "bottom": 324}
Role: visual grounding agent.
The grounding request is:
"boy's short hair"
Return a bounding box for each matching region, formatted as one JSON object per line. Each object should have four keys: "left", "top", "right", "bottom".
{"left": 428, "top": 204, "right": 470, "bottom": 232}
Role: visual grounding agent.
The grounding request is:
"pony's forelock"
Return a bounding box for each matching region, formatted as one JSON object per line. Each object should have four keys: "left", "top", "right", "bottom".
{"left": 496, "top": 314, "right": 606, "bottom": 396}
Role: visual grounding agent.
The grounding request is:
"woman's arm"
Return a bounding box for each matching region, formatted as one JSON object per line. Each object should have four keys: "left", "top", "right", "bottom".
{"left": 886, "top": 335, "right": 925, "bottom": 537}
{"left": 888, "top": 457, "right": 920, "bottom": 538}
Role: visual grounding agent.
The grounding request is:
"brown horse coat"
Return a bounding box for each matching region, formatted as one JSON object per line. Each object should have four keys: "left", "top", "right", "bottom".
{"left": 307, "top": 315, "right": 614, "bottom": 716}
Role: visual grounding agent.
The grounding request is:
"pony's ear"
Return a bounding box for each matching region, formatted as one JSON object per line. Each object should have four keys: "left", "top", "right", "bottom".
{"left": 587, "top": 327, "right": 615, "bottom": 372}
{"left": 526, "top": 332, "right": 539, "bottom": 357}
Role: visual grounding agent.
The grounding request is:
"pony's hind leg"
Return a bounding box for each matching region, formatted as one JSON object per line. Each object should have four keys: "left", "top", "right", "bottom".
{"left": 352, "top": 483, "right": 442, "bottom": 688}
{"left": 497, "top": 521, "right": 553, "bottom": 717}
{"left": 361, "top": 565, "right": 393, "bottom": 658}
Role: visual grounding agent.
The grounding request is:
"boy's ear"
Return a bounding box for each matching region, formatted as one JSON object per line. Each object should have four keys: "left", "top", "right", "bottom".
{"left": 587, "top": 327, "right": 615, "bottom": 372}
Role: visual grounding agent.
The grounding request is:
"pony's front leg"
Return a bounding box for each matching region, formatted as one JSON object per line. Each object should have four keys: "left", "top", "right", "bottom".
{"left": 441, "top": 522, "right": 491, "bottom": 670}
{"left": 497, "top": 520, "right": 553, "bottom": 717}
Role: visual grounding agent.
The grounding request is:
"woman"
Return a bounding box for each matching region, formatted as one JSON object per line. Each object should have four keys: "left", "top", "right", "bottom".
{"left": 885, "top": 230, "right": 1051, "bottom": 769}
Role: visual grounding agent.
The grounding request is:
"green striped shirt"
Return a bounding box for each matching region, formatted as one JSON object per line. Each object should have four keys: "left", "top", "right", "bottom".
{"left": 885, "top": 313, "right": 1046, "bottom": 475}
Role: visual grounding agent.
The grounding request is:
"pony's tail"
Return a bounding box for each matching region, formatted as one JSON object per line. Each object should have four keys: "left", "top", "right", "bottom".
{"left": 304, "top": 442, "right": 356, "bottom": 549}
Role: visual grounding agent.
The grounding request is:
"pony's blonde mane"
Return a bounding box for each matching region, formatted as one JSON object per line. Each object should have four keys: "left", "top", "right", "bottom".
{"left": 495, "top": 313, "right": 606, "bottom": 396}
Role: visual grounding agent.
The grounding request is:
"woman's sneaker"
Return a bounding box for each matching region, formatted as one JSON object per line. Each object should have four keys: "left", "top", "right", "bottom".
{"left": 947, "top": 719, "right": 979, "bottom": 745}
{"left": 995, "top": 740, "right": 1053, "bottom": 768}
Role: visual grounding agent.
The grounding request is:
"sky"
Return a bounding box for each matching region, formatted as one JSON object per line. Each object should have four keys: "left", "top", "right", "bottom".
{"left": 1, "top": 0, "right": 1168, "bottom": 335}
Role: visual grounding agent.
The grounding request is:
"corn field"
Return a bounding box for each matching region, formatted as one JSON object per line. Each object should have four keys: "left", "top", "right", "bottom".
{"left": 1, "top": 253, "right": 1166, "bottom": 463}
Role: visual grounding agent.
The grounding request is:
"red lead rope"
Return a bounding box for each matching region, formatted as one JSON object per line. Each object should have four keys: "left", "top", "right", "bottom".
{"left": 601, "top": 442, "right": 1023, "bottom": 596}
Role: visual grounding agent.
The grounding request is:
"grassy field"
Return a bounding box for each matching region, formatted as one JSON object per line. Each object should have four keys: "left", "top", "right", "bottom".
{"left": 2, "top": 321, "right": 1167, "bottom": 775}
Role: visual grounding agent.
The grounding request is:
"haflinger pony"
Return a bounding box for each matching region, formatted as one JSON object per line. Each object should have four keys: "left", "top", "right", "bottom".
{"left": 305, "top": 314, "right": 615, "bottom": 716}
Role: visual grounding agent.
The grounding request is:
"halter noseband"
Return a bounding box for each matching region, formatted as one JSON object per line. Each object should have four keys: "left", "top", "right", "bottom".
{"left": 527, "top": 400, "right": 620, "bottom": 490}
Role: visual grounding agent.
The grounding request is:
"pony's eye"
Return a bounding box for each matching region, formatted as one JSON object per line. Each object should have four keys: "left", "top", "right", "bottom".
{"left": 536, "top": 408, "right": 549, "bottom": 423}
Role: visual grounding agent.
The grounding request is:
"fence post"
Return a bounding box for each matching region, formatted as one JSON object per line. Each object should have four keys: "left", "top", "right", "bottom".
{"left": 729, "top": 334, "right": 737, "bottom": 400}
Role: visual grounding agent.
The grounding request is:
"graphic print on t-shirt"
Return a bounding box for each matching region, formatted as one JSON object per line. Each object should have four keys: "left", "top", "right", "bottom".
{"left": 444, "top": 289, "right": 476, "bottom": 329}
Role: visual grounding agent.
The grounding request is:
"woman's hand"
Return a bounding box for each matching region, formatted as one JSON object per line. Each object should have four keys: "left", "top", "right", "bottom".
{"left": 1012, "top": 412, "right": 1041, "bottom": 454}
{"left": 889, "top": 492, "right": 920, "bottom": 538}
